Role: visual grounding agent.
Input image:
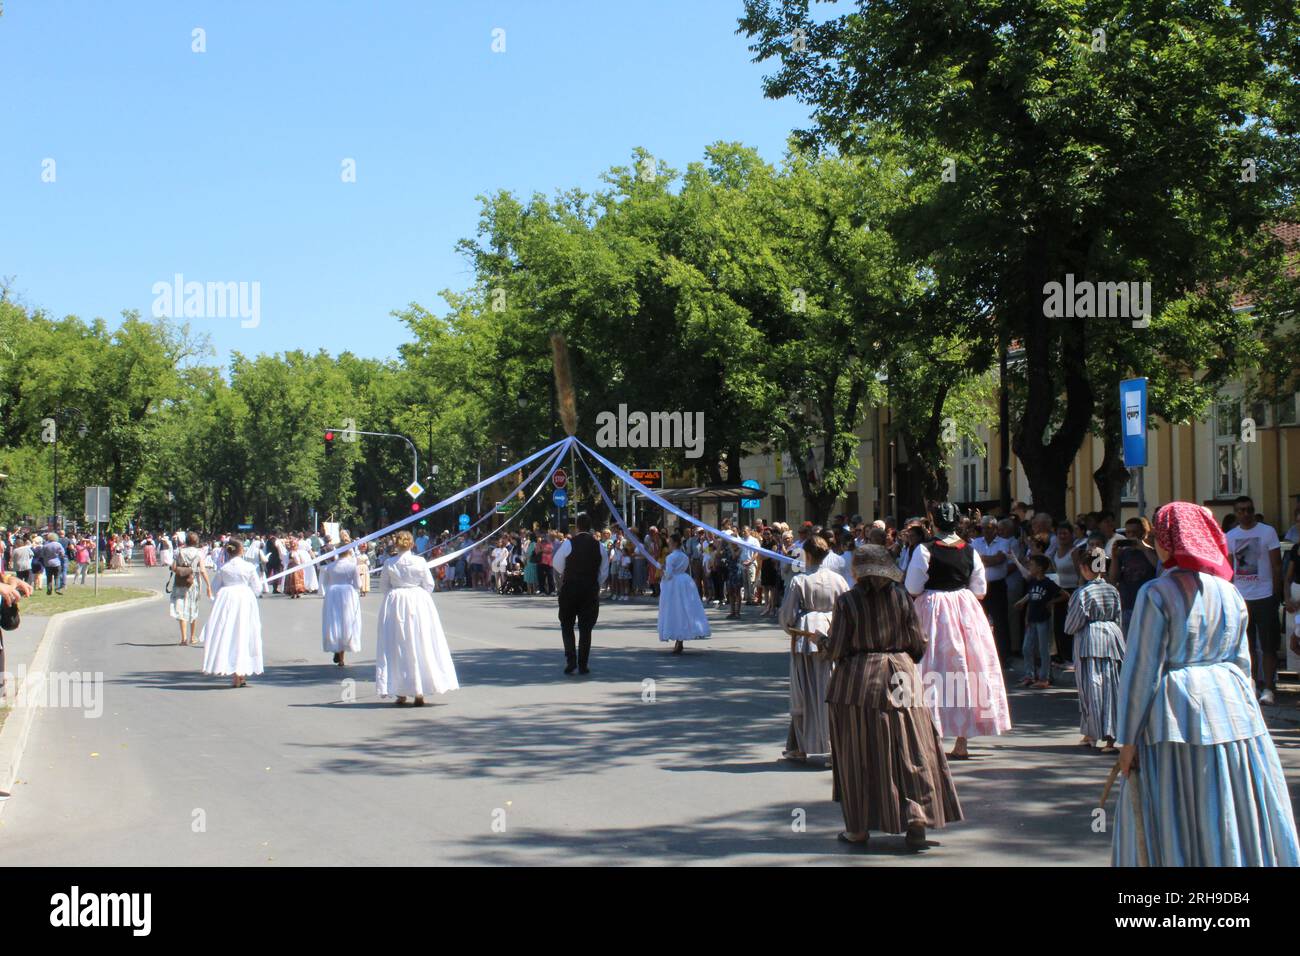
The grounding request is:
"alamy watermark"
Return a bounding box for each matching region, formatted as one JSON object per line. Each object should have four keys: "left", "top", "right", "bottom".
{"left": 888, "top": 669, "right": 1000, "bottom": 718}
{"left": 2, "top": 667, "right": 104, "bottom": 717}
{"left": 152, "top": 273, "right": 260, "bottom": 328}
{"left": 594, "top": 404, "right": 704, "bottom": 459}
{"left": 1042, "top": 274, "right": 1151, "bottom": 328}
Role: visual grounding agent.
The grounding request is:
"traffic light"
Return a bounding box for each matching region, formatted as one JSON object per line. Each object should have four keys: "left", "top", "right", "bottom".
{"left": 411, "top": 502, "right": 421, "bottom": 513}
{"left": 324, "top": 430, "right": 335, "bottom": 456}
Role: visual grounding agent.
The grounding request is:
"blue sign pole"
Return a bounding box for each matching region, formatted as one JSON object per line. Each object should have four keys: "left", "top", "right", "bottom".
{"left": 1120, "top": 378, "right": 1148, "bottom": 516}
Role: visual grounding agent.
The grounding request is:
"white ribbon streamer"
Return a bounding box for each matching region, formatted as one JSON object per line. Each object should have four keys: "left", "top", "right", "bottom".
{"left": 264, "top": 435, "right": 571, "bottom": 585}
{"left": 574, "top": 438, "right": 797, "bottom": 565}
{"left": 425, "top": 441, "right": 570, "bottom": 569}
{"left": 573, "top": 444, "right": 661, "bottom": 570}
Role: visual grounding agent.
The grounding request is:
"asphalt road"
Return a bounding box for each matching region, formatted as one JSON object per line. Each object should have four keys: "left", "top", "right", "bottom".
{"left": 3, "top": 568, "right": 1299, "bottom": 865}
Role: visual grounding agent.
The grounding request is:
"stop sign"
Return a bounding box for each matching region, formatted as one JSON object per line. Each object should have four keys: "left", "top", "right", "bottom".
{"left": 552, "top": 468, "right": 567, "bottom": 488}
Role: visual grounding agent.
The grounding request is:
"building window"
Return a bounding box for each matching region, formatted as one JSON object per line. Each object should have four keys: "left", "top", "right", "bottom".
{"left": 1277, "top": 395, "right": 1298, "bottom": 427}
{"left": 958, "top": 435, "right": 986, "bottom": 502}
{"left": 771, "top": 495, "right": 786, "bottom": 523}
{"left": 1213, "top": 399, "right": 1245, "bottom": 498}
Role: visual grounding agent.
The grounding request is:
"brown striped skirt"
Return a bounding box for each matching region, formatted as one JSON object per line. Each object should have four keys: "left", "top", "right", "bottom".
{"left": 828, "top": 700, "right": 963, "bottom": 834}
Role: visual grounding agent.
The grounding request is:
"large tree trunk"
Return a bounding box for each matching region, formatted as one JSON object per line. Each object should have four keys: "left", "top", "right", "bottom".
{"left": 1093, "top": 396, "right": 1129, "bottom": 519}
{"left": 1010, "top": 233, "right": 1095, "bottom": 522}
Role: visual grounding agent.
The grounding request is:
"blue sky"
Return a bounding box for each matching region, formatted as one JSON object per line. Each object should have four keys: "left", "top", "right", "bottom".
{"left": 0, "top": 0, "right": 811, "bottom": 365}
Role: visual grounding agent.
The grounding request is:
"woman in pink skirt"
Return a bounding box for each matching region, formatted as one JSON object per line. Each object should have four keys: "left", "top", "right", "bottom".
{"left": 905, "top": 502, "right": 1011, "bottom": 759}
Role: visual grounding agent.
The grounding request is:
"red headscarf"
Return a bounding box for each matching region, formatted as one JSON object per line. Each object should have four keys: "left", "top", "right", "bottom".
{"left": 1153, "top": 502, "right": 1233, "bottom": 581}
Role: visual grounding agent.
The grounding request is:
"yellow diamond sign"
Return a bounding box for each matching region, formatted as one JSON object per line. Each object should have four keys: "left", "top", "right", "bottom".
{"left": 406, "top": 481, "right": 424, "bottom": 499}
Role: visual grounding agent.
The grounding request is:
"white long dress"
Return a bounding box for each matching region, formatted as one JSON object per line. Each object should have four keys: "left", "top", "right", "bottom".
{"left": 322, "top": 555, "right": 362, "bottom": 654}
{"left": 375, "top": 550, "right": 459, "bottom": 698}
{"left": 200, "top": 556, "right": 264, "bottom": 676}
{"left": 297, "top": 544, "right": 320, "bottom": 592}
{"left": 657, "top": 550, "right": 711, "bottom": 642}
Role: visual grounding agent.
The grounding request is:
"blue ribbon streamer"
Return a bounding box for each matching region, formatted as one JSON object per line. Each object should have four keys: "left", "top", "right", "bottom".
{"left": 425, "top": 441, "right": 570, "bottom": 569}
{"left": 265, "top": 435, "right": 572, "bottom": 585}
{"left": 574, "top": 438, "right": 797, "bottom": 565}
{"left": 406, "top": 438, "right": 572, "bottom": 570}
{"left": 573, "top": 444, "right": 662, "bottom": 570}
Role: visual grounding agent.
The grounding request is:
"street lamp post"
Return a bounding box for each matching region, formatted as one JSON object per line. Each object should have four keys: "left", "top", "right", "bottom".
{"left": 42, "top": 406, "right": 86, "bottom": 531}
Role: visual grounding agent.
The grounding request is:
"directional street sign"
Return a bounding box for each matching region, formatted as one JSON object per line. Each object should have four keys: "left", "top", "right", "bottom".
{"left": 458, "top": 513, "right": 471, "bottom": 532}
{"left": 551, "top": 468, "right": 567, "bottom": 488}
{"left": 553, "top": 488, "right": 568, "bottom": 508}
{"left": 84, "top": 486, "right": 110, "bottom": 523}
{"left": 406, "top": 481, "right": 424, "bottom": 499}
{"left": 740, "top": 479, "right": 761, "bottom": 509}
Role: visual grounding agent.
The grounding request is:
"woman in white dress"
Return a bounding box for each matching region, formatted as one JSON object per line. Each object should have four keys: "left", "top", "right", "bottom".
{"left": 322, "top": 533, "right": 362, "bottom": 666}
{"left": 296, "top": 538, "right": 320, "bottom": 593}
{"left": 200, "top": 539, "right": 264, "bottom": 688}
{"left": 658, "top": 532, "right": 711, "bottom": 654}
{"left": 376, "top": 531, "right": 459, "bottom": 706}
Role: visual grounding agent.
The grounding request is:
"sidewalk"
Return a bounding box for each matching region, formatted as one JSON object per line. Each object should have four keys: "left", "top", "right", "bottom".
{"left": 0, "top": 575, "right": 163, "bottom": 802}
{"left": 0, "top": 616, "right": 52, "bottom": 730}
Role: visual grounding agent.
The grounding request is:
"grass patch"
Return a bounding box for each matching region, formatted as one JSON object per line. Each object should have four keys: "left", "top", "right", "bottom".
{"left": 21, "top": 586, "right": 153, "bottom": 617}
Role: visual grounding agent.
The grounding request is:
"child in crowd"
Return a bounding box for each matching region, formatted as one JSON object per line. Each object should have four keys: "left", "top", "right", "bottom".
{"left": 616, "top": 541, "right": 634, "bottom": 601}
{"left": 724, "top": 543, "right": 743, "bottom": 619}
{"left": 1063, "top": 545, "right": 1125, "bottom": 751}
{"left": 1016, "top": 553, "right": 1065, "bottom": 688}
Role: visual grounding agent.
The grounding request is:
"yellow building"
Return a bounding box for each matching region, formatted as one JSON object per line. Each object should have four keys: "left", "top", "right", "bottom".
{"left": 741, "top": 388, "right": 1300, "bottom": 527}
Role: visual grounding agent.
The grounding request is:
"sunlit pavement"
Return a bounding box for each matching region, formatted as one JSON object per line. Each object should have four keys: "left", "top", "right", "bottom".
{"left": 2, "top": 573, "right": 1297, "bottom": 866}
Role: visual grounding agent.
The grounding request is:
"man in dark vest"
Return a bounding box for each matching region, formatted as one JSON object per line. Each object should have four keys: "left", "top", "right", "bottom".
{"left": 551, "top": 512, "right": 609, "bottom": 675}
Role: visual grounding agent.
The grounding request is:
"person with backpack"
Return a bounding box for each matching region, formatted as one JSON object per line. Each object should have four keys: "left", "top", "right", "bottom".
{"left": 170, "top": 531, "right": 212, "bottom": 646}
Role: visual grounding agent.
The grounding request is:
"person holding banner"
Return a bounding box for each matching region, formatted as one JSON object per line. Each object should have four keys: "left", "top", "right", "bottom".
{"left": 322, "top": 533, "right": 362, "bottom": 667}
{"left": 375, "top": 531, "right": 458, "bottom": 706}
{"left": 657, "top": 532, "right": 711, "bottom": 653}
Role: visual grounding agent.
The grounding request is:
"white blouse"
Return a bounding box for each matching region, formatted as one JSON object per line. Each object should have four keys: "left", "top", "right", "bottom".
{"left": 904, "top": 539, "right": 988, "bottom": 598}
{"left": 382, "top": 550, "right": 435, "bottom": 591}
{"left": 212, "top": 556, "right": 259, "bottom": 593}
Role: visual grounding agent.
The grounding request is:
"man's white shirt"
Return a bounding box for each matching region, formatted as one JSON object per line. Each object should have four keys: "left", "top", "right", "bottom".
{"left": 551, "top": 535, "right": 610, "bottom": 587}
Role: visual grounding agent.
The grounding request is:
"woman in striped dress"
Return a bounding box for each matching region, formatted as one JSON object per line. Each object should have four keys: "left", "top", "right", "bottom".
{"left": 825, "top": 545, "right": 962, "bottom": 850}
{"left": 1064, "top": 546, "right": 1124, "bottom": 751}
{"left": 1113, "top": 502, "right": 1299, "bottom": 867}
{"left": 777, "top": 535, "right": 849, "bottom": 763}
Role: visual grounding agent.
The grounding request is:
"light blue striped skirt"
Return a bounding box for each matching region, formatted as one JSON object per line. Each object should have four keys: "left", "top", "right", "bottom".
{"left": 1076, "top": 657, "right": 1120, "bottom": 741}
{"left": 1112, "top": 735, "right": 1300, "bottom": 866}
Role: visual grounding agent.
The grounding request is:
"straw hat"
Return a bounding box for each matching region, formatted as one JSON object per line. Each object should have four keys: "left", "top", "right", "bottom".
{"left": 851, "top": 544, "right": 903, "bottom": 582}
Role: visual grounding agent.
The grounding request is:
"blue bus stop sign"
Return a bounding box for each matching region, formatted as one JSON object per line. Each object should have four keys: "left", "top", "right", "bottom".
{"left": 553, "top": 488, "right": 568, "bottom": 508}
{"left": 740, "top": 479, "right": 761, "bottom": 509}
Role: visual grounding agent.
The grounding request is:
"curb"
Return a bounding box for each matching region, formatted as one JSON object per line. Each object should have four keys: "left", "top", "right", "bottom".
{"left": 0, "top": 589, "right": 162, "bottom": 820}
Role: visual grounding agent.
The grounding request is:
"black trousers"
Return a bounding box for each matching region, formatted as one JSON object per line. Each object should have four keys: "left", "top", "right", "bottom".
{"left": 538, "top": 564, "right": 554, "bottom": 595}
{"left": 1054, "top": 588, "right": 1076, "bottom": 661}
{"left": 557, "top": 586, "right": 599, "bottom": 667}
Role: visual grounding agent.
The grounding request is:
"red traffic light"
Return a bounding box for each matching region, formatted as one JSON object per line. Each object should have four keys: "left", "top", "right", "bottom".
{"left": 324, "top": 431, "right": 335, "bottom": 441}
{"left": 411, "top": 502, "right": 421, "bottom": 513}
